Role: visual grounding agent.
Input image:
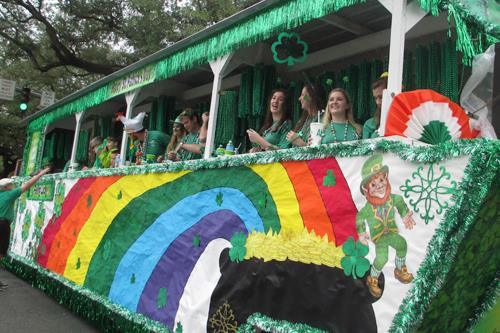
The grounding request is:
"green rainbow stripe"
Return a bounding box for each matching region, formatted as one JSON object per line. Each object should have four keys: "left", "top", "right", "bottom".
{"left": 83, "top": 166, "right": 282, "bottom": 295}
{"left": 63, "top": 171, "right": 190, "bottom": 285}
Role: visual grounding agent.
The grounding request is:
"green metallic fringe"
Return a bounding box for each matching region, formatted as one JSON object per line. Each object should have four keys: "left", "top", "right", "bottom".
{"left": 17, "top": 138, "right": 499, "bottom": 182}
{"left": 28, "top": 85, "right": 109, "bottom": 133}
{"left": 2, "top": 254, "right": 171, "bottom": 333}
{"left": 389, "top": 141, "right": 500, "bottom": 332}
{"left": 237, "top": 313, "right": 328, "bottom": 333}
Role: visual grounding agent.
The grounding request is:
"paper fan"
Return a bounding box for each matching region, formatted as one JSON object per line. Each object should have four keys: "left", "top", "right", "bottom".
{"left": 385, "top": 90, "right": 473, "bottom": 144}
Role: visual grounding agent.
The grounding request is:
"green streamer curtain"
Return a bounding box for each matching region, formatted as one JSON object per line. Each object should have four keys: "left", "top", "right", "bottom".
{"left": 214, "top": 90, "right": 238, "bottom": 147}
{"left": 76, "top": 129, "right": 90, "bottom": 162}
{"left": 158, "top": 96, "right": 176, "bottom": 134}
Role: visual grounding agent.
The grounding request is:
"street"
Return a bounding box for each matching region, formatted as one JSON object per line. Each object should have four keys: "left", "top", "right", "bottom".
{"left": 0, "top": 267, "right": 98, "bottom": 333}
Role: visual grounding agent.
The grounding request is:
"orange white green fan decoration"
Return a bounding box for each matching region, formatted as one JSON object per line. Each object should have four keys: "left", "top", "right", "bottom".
{"left": 385, "top": 90, "right": 474, "bottom": 144}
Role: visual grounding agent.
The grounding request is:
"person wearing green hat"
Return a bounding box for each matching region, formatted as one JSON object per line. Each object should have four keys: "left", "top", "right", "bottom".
{"left": 356, "top": 154, "right": 416, "bottom": 298}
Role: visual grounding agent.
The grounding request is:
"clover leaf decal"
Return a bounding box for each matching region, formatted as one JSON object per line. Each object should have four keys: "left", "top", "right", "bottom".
{"left": 229, "top": 231, "right": 247, "bottom": 263}
{"left": 340, "top": 236, "right": 370, "bottom": 279}
{"left": 271, "top": 32, "right": 308, "bottom": 66}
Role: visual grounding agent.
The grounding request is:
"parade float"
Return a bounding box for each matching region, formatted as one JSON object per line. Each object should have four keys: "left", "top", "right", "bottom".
{"left": 4, "top": 1, "right": 499, "bottom": 332}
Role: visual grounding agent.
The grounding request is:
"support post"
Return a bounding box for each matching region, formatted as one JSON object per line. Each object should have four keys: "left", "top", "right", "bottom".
{"left": 378, "top": 0, "right": 428, "bottom": 136}
{"left": 119, "top": 89, "right": 141, "bottom": 166}
{"left": 69, "top": 112, "right": 84, "bottom": 172}
{"left": 204, "top": 53, "right": 234, "bottom": 159}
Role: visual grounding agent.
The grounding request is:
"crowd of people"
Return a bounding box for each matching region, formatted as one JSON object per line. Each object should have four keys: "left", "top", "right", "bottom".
{"left": 67, "top": 75, "right": 388, "bottom": 169}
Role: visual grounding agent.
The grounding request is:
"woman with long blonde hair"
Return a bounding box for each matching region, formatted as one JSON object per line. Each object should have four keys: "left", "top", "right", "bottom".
{"left": 321, "top": 88, "right": 361, "bottom": 144}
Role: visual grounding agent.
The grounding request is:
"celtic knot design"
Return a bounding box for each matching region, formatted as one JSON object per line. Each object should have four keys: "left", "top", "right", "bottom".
{"left": 399, "top": 164, "right": 457, "bottom": 224}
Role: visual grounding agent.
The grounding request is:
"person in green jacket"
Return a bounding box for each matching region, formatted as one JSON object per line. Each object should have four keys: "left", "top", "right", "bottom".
{"left": 247, "top": 89, "right": 292, "bottom": 152}
{"left": 119, "top": 112, "right": 170, "bottom": 165}
{"left": 362, "top": 74, "right": 387, "bottom": 139}
{"left": 356, "top": 154, "right": 416, "bottom": 298}
{"left": 0, "top": 167, "right": 50, "bottom": 291}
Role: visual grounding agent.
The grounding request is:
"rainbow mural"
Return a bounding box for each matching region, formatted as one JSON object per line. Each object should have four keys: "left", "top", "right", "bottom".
{"left": 30, "top": 158, "right": 359, "bottom": 329}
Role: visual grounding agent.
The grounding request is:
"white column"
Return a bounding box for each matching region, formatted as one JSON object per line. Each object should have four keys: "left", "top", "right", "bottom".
{"left": 204, "top": 53, "right": 234, "bottom": 159}
{"left": 378, "top": 0, "right": 428, "bottom": 136}
{"left": 118, "top": 89, "right": 141, "bottom": 166}
{"left": 68, "top": 112, "right": 84, "bottom": 172}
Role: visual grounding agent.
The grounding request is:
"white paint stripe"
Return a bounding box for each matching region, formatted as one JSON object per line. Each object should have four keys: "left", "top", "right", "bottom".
{"left": 174, "top": 238, "right": 231, "bottom": 333}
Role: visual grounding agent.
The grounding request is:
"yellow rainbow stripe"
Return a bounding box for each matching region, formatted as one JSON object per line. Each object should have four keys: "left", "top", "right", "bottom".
{"left": 249, "top": 164, "right": 303, "bottom": 234}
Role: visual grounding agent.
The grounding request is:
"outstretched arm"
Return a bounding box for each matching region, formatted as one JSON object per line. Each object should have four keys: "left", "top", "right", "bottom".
{"left": 21, "top": 167, "right": 51, "bottom": 193}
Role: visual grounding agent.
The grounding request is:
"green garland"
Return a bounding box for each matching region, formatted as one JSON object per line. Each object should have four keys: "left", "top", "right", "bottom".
{"left": 415, "top": 173, "right": 499, "bottom": 333}
{"left": 389, "top": 142, "right": 499, "bottom": 332}
{"left": 1, "top": 254, "right": 170, "bottom": 333}
{"left": 238, "top": 313, "right": 328, "bottom": 333}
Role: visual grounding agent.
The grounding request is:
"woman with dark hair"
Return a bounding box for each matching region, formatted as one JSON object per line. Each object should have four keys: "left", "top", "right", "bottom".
{"left": 321, "top": 88, "right": 362, "bottom": 144}
{"left": 286, "top": 83, "right": 324, "bottom": 147}
{"left": 363, "top": 76, "right": 388, "bottom": 139}
{"left": 247, "top": 89, "right": 292, "bottom": 152}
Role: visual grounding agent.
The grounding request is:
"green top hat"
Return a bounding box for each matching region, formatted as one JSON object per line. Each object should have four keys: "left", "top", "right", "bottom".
{"left": 360, "top": 154, "right": 389, "bottom": 194}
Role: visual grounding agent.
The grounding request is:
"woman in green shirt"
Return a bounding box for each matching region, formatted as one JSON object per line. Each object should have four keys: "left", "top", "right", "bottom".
{"left": 321, "top": 88, "right": 362, "bottom": 144}
{"left": 286, "top": 83, "right": 325, "bottom": 147}
{"left": 247, "top": 89, "right": 292, "bottom": 152}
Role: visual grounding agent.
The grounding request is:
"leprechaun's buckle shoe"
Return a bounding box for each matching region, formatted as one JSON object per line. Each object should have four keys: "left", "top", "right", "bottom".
{"left": 394, "top": 266, "right": 414, "bottom": 283}
{"left": 366, "top": 275, "right": 382, "bottom": 298}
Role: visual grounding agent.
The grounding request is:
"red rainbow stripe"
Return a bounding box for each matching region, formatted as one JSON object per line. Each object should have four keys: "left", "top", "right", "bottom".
{"left": 38, "top": 177, "right": 96, "bottom": 267}
{"left": 307, "top": 158, "right": 358, "bottom": 246}
{"left": 45, "top": 175, "right": 122, "bottom": 274}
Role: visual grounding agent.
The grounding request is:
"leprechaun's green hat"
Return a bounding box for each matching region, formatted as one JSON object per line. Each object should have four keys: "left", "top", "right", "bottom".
{"left": 360, "top": 154, "right": 389, "bottom": 194}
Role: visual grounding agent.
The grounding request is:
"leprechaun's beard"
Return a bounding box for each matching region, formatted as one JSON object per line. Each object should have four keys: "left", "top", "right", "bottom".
{"left": 365, "top": 182, "right": 391, "bottom": 206}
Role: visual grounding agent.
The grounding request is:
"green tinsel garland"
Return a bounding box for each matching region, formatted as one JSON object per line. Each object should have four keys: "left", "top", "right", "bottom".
{"left": 238, "top": 313, "right": 328, "bottom": 333}
{"left": 389, "top": 141, "right": 500, "bottom": 332}
{"left": 2, "top": 254, "right": 170, "bottom": 333}
{"left": 215, "top": 90, "right": 238, "bottom": 146}
{"left": 415, "top": 173, "right": 499, "bottom": 333}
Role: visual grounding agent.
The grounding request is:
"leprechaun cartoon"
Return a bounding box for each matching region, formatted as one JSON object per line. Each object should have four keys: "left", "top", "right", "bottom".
{"left": 356, "top": 154, "right": 416, "bottom": 298}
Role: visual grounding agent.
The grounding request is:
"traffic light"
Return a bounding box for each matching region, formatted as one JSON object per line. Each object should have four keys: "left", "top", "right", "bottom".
{"left": 19, "top": 87, "right": 31, "bottom": 111}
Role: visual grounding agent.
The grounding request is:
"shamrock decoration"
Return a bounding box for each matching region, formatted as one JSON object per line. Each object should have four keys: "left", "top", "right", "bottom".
{"left": 216, "top": 192, "right": 223, "bottom": 206}
{"left": 76, "top": 257, "right": 81, "bottom": 270}
{"left": 87, "top": 194, "right": 92, "bottom": 208}
{"left": 325, "top": 78, "right": 334, "bottom": 87}
{"left": 342, "top": 76, "right": 350, "bottom": 83}
{"left": 323, "top": 170, "right": 336, "bottom": 187}
{"left": 157, "top": 287, "right": 167, "bottom": 309}
{"left": 130, "top": 273, "right": 136, "bottom": 284}
{"left": 340, "top": 236, "right": 370, "bottom": 279}
{"left": 117, "top": 190, "right": 122, "bottom": 200}
{"left": 192, "top": 234, "right": 201, "bottom": 248}
{"left": 175, "top": 322, "right": 183, "bottom": 333}
{"left": 229, "top": 231, "right": 247, "bottom": 263}
{"left": 271, "top": 32, "right": 308, "bottom": 66}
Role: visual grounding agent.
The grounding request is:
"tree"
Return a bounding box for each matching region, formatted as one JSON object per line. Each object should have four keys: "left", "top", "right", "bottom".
{"left": 0, "top": 0, "right": 259, "bottom": 171}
